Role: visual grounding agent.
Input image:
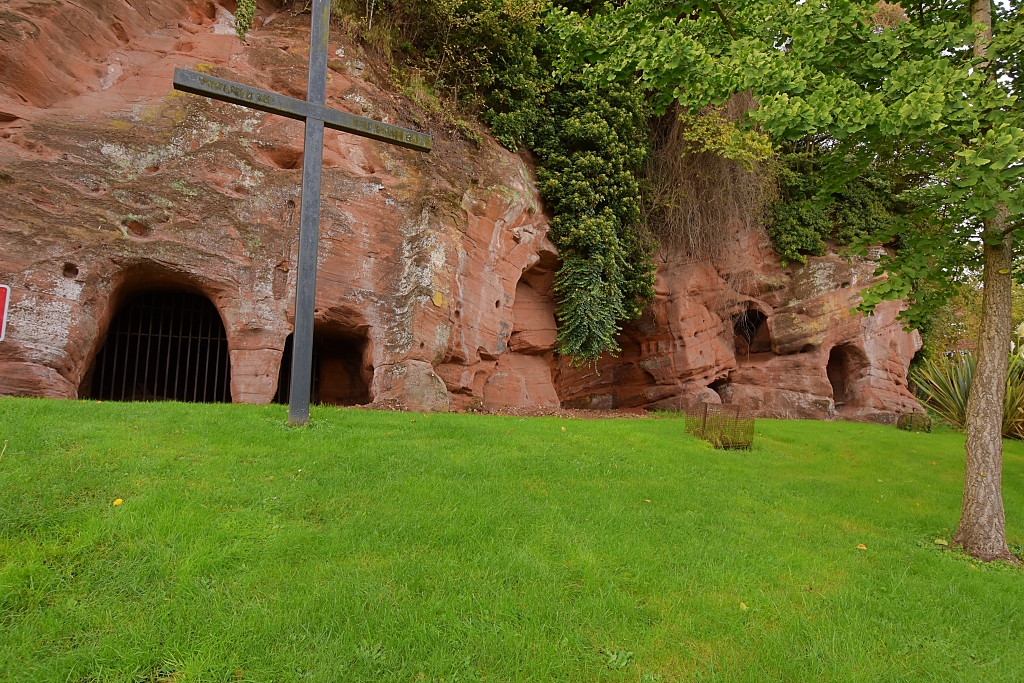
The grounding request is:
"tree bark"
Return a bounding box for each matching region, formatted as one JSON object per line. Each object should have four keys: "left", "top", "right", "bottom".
{"left": 951, "top": 0, "right": 1019, "bottom": 564}
{"left": 954, "top": 209, "right": 1018, "bottom": 563}
{"left": 970, "top": 0, "right": 991, "bottom": 60}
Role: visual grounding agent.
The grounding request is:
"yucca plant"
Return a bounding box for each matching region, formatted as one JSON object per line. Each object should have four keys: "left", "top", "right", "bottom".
{"left": 911, "top": 349, "right": 1024, "bottom": 439}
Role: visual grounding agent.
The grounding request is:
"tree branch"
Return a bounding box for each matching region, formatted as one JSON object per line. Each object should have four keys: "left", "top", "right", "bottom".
{"left": 711, "top": 3, "right": 738, "bottom": 39}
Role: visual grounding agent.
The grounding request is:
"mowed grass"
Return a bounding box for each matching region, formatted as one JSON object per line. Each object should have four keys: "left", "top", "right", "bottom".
{"left": 1, "top": 399, "right": 1023, "bottom": 682}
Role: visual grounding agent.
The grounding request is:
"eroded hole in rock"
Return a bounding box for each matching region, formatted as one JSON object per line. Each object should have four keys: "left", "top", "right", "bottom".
{"left": 87, "top": 291, "right": 231, "bottom": 402}
{"left": 732, "top": 308, "right": 772, "bottom": 357}
{"left": 263, "top": 146, "right": 304, "bottom": 170}
{"left": 125, "top": 220, "right": 149, "bottom": 237}
{"left": 111, "top": 22, "right": 129, "bottom": 44}
{"left": 827, "top": 343, "right": 869, "bottom": 409}
{"left": 507, "top": 261, "right": 558, "bottom": 356}
{"left": 62, "top": 263, "right": 79, "bottom": 279}
{"left": 272, "top": 264, "right": 289, "bottom": 299}
{"left": 275, "top": 327, "right": 372, "bottom": 406}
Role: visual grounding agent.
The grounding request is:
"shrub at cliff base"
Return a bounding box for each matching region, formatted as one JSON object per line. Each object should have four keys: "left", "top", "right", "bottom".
{"left": 913, "top": 349, "right": 1024, "bottom": 440}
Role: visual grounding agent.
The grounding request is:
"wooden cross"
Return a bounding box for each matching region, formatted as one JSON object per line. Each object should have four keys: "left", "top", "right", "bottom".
{"left": 172, "top": 0, "right": 432, "bottom": 425}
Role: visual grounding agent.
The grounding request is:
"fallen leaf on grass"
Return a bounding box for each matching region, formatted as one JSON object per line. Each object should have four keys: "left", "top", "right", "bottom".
{"left": 740, "top": 602, "right": 748, "bottom": 611}
{"left": 857, "top": 544, "right": 867, "bottom": 550}
{"left": 644, "top": 499, "right": 651, "bottom": 503}
{"left": 561, "top": 427, "right": 566, "bottom": 432}
{"left": 112, "top": 499, "right": 123, "bottom": 506}
{"left": 934, "top": 538, "right": 948, "bottom": 546}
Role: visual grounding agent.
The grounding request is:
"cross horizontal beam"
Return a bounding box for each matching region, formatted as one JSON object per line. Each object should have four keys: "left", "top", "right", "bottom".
{"left": 173, "top": 68, "right": 433, "bottom": 152}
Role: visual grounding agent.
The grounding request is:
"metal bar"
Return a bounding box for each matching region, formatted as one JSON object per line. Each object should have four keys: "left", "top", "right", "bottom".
{"left": 153, "top": 293, "right": 167, "bottom": 399}
{"left": 211, "top": 307, "right": 224, "bottom": 403}
{"left": 172, "top": 68, "right": 311, "bottom": 120}
{"left": 319, "top": 104, "right": 433, "bottom": 152}
{"left": 184, "top": 297, "right": 196, "bottom": 402}
{"left": 117, "top": 307, "right": 128, "bottom": 402}
{"left": 172, "top": 299, "right": 184, "bottom": 401}
{"left": 157, "top": 294, "right": 169, "bottom": 401}
{"left": 104, "top": 307, "right": 120, "bottom": 400}
{"left": 287, "top": 0, "right": 330, "bottom": 426}
{"left": 203, "top": 301, "right": 214, "bottom": 403}
{"left": 140, "top": 296, "right": 155, "bottom": 401}
{"left": 128, "top": 299, "right": 142, "bottom": 401}
{"left": 172, "top": 68, "right": 433, "bottom": 152}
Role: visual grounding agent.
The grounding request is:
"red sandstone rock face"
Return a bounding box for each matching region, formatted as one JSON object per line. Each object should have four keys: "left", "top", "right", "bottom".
{"left": 0, "top": 0, "right": 921, "bottom": 421}
{"left": 554, "top": 223, "right": 923, "bottom": 423}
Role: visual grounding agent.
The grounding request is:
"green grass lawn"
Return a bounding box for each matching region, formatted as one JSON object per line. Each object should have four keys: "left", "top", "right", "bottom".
{"left": 1, "top": 398, "right": 1022, "bottom": 682}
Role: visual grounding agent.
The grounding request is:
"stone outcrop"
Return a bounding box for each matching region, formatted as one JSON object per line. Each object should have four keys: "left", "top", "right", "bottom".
{"left": 555, "top": 225, "right": 921, "bottom": 423}
{"left": 0, "top": 0, "right": 922, "bottom": 422}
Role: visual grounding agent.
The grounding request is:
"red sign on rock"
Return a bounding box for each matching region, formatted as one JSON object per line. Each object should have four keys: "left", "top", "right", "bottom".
{"left": 0, "top": 285, "right": 9, "bottom": 342}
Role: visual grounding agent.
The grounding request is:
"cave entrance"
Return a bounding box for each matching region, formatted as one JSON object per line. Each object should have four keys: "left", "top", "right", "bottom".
{"left": 274, "top": 327, "right": 371, "bottom": 406}
{"left": 88, "top": 291, "right": 231, "bottom": 402}
{"left": 827, "top": 344, "right": 869, "bottom": 408}
{"left": 733, "top": 308, "right": 772, "bottom": 358}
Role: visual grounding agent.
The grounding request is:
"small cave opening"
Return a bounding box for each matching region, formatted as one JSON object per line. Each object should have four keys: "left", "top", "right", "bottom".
{"left": 86, "top": 290, "right": 231, "bottom": 402}
{"left": 508, "top": 255, "right": 559, "bottom": 356}
{"left": 732, "top": 308, "right": 772, "bottom": 358}
{"left": 826, "top": 344, "right": 869, "bottom": 408}
{"left": 261, "top": 146, "right": 304, "bottom": 170}
{"left": 274, "top": 327, "right": 372, "bottom": 406}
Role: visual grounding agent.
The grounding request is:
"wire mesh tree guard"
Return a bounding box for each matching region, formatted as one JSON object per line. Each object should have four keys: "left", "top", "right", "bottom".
{"left": 685, "top": 402, "right": 755, "bottom": 449}
{"left": 896, "top": 412, "right": 932, "bottom": 433}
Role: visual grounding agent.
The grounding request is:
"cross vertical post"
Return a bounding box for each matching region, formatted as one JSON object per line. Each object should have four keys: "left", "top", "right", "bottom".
{"left": 287, "top": 0, "right": 331, "bottom": 426}
{"left": 170, "top": 2, "right": 431, "bottom": 426}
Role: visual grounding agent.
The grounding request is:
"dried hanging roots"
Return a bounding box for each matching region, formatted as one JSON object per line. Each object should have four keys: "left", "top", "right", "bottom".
{"left": 642, "top": 96, "right": 776, "bottom": 261}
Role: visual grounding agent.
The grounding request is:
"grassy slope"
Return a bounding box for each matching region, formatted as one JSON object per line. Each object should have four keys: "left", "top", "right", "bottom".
{"left": 0, "top": 398, "right": 1022, "bottom": 682}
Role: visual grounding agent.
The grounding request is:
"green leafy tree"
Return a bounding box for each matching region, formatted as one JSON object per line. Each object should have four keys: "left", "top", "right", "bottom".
{"left": 554, "top": 0, "right": 1023, "bottom": 561}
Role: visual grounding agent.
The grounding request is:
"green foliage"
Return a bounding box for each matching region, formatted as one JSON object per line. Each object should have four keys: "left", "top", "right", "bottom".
{"left": 533, "top": 77, "right": 655, "bottom": 360}
{"left": 345, "top": 0, "right": 546, "bottom": 102}
{"left": 3, "top": 399, "right": 1024, "bottom": 679}
{"left": 235, "top": 0, "right": 256, "bottom": 39}
{"left": 325, "top": 0, "right": 654, "bottom": 361}
{"left": 916, "top": 280, "right": 1024, "bottom": 362}
{"left": 911, "top": 352, "right": 975, "bottom": 431}
{"left": 767, "top": 147, "right": 911, "bottom": 266}
{"left": 912, "top": 349, "right": 1024, "bottom": 440}
{"left": 553, "top": 0, "right": 1024, "bottom": 328}
{"left": 676, "top": 107, "right": 772, "bottom": 171}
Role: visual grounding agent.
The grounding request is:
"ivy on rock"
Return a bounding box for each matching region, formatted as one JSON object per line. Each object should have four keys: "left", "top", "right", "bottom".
{"left": 532, "top": 79, "right": 654, "bottom": 361}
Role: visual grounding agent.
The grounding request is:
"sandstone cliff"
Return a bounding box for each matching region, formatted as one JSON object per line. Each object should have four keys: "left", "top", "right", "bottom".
{"left": 0, "top": 0, "right": 922, "bottom": 421}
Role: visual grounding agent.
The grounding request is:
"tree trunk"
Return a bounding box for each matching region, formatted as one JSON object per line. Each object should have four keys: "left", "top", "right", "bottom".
{"left": 953, "top": 209, "right": 1018, "bottom": 563}
{"left": 951, "top": 0, "right": 1019, "bottom": 564}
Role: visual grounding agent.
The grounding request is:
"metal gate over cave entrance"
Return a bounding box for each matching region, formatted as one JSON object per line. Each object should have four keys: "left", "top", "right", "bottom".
{"left": 88, "top": 291, "right": 231, "bottom": 403}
